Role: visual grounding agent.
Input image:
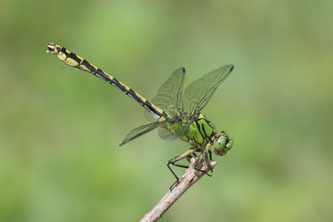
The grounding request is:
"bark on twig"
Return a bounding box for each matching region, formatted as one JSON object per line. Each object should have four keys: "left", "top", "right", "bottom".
{"left": 140, "top": 158, "right": 217, "bottom": 222}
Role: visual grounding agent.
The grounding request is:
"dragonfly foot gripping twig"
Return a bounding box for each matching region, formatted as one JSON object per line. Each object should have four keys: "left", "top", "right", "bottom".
{"left": 140, "top": 158, "right": 217, "bottom": 222}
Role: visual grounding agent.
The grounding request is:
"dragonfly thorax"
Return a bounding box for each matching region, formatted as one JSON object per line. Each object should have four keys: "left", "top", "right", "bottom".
{"left": 168, "top": 112, "right": 233, "bottom": 155}
{"left": 173, "top": 112, "right": 214, "bottom": 148}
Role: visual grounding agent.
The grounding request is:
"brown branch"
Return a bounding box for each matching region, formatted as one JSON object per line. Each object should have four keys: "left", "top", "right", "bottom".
{"left": 140, "top": 158, "right": 217, "bottom": 222}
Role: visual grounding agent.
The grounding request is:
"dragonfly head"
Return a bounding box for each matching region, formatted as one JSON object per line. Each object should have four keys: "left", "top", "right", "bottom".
{"left": 212, "top": 131, "right": 232, "bottom": 156}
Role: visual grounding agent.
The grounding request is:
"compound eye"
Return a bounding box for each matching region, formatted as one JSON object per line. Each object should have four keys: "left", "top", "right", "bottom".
{"left": 213, "top": 136, "right": 226, "bottom": 154}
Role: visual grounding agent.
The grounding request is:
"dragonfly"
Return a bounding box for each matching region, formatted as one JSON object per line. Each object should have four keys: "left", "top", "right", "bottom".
{"left": 47, "top": 43, "right": 234, "bottom": 187}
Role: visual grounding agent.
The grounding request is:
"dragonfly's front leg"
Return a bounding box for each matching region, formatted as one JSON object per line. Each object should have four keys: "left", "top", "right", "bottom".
{"left": 193, "top": 149, "right": 214, "bottom": 175}
{"left": 204, "top": 151, "right": 214, "bottom": 173}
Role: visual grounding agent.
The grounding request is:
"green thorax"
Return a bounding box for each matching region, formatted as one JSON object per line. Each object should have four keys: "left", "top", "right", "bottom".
{"left": 163, "top": 112, "right": 215, "bottom": 148}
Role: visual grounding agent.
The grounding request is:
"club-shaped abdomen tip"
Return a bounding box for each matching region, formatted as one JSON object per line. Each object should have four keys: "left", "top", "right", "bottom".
{"left": 46, "top": 43, "right": 56, "bottom": 54}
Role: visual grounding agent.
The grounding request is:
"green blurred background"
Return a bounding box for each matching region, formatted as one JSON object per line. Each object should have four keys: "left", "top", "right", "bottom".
{"left": 1, "top": 0, "right": 332, "bottom": 221}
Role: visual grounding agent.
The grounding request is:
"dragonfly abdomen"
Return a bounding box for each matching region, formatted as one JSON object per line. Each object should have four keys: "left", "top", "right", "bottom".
{"left": 47, "top": 43, "right": 168, "bottom": 121}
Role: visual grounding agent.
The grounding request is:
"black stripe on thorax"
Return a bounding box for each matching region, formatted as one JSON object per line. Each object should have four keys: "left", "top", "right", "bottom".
{"left": 197, "top": 117, "right": 214, "bottom": 138}
{"left": 201, "top": 123, "right": 208, "bottom": 138}
{"left": 206, "top": 119, "right": 214, "bottom": 129}
{"left": 198, "top": 117, "right": 214, "bottom": 128}
{"left": 195, "top": 121, "right": 206, "bottom": 143}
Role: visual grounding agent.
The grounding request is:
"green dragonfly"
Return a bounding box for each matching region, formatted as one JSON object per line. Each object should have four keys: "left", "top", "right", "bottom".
{"left": 47, "top": 43, "right": 234, "bottom": 187}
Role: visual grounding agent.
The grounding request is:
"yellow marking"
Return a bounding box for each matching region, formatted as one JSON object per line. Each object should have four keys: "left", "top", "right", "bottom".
{"left": 91, "top": 63, "right": 98, "bottom": 70}
{"left": 79, "top": 64, "right": 90, "bottom": 72}
{"left": 159, "top": 116, "right": 166, "bottom": 122}
{"left": 103, "top": 72, "right": 114, "bottom": 80}
{"left": 152, "top": 105, "right": 163, "bottom": 114}
{"left": 47, "top": 43, "right": 56, "bottom": 53}
{"left": 57, "top": 52, "right": 66, "bottom": 61}
{"left": 54, "top": 45, "right": 60, "bottom": 53}
{"left": 76, "top": 55, "right": 84, "bottom": 61}
{"left": 119, "top": 82, "right": 130, "bottom": 91}
{"left": 65, "top": 57, "right": 79, "bottom": 67}
{"left": 136, "top": 94, "right": 147, "bottom": 103}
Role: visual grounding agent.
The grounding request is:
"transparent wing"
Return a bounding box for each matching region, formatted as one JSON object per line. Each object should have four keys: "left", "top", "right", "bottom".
{"left": 145, "top": 67, "right": 186, "bottom": 122}
{"left": 158, "top": 127, "right": 179, "bottom": 140}
{"left": 158, "top": 113, "right": 193, "bottom": 140}
{"left": 183, "top": 65, "right": 234, "bottom": 113}
{"left": 119, "top": 120, "right": 169, "bottom": 146}
{"left": 157, "top": 123, "right": 187, "bottom": 140}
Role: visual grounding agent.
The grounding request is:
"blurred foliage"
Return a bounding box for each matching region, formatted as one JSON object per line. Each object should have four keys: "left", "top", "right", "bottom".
{"left": 1, "top": 0, "right": 332, "bottom": 221}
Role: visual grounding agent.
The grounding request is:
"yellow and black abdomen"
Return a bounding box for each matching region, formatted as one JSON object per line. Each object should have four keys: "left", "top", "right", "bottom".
{"left": 46, "top": 43, "right": 168, "bottom": 121}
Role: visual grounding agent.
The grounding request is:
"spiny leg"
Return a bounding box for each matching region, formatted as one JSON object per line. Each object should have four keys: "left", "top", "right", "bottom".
{"left": 167, "top": 149, "right": 196, "bottom": 189}
{"left": 194, "top": 144, "right": 214, "bottom": 174}
{"left": 169, "top": 151, "right": 208, "bottom": 174}
{"left": 193, "top": 151, "right": 213, "bottom": 177}
{"left": 185, "top": 151, "right": 197, "bottom": 162}
{"left": 204, "top": 151, "right": 213, "bottom": 172}
{"left": 209, "top": 150, "right": 213, "bottom": 161}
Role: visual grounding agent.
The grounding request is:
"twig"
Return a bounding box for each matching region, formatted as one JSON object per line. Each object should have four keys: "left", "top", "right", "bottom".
{"left": 140, "top": 158, "right": 218, "bottom": 222}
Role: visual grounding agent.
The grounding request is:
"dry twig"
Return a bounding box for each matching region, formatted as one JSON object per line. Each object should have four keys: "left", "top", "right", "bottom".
{"left": 140, "top": 158, "right": 217, "bottom": 222}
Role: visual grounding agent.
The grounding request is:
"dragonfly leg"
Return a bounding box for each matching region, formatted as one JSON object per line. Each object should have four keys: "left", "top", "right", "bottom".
{"left": 208, "top": 150, "right": 213, "bottom": 161}
{"left": 167, "top": 149, "right": 196, "bottom": 190}
{"left": 204, "top": 151, "right": 213, "bottom": 173}
{"left": 193, "top": 151, "right": 213, "bottom": 177}
{"left": 186, "top": 151, "right": 197, "bottom": 162}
